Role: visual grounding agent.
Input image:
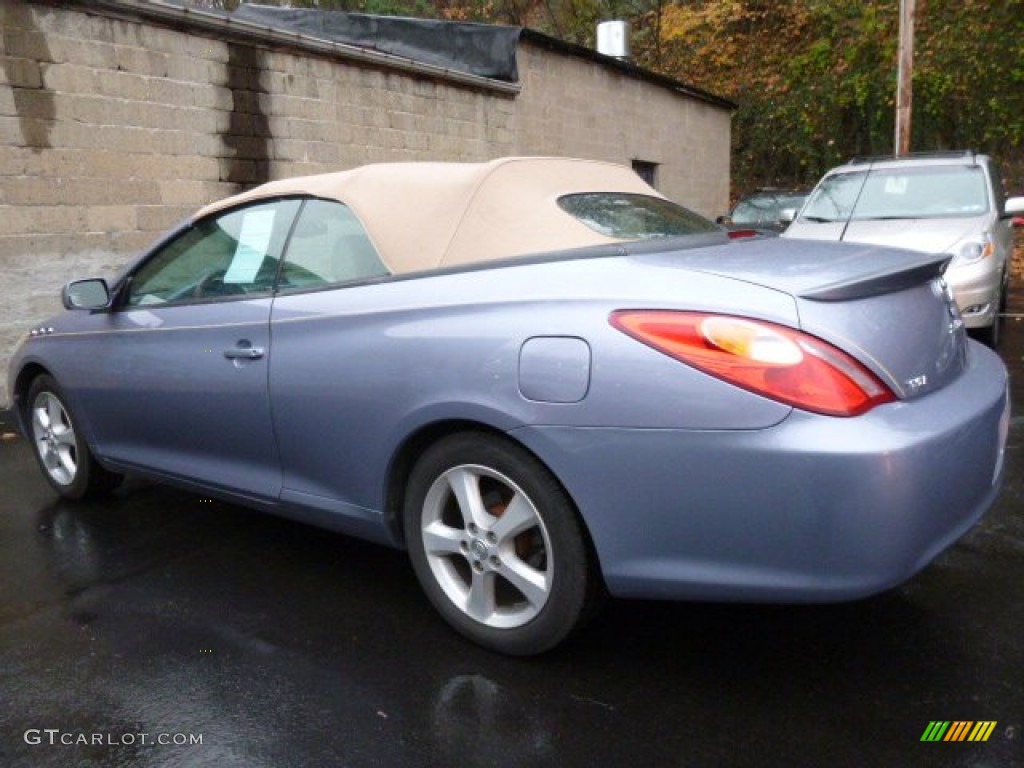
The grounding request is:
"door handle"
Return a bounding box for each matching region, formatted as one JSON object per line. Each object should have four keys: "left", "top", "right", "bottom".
{"left": 224, "top": 342, "right": 264, "bottom": 360}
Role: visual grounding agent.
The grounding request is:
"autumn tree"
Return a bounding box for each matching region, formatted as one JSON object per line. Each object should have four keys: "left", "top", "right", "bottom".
{"left": 186, "top": 0, "right": 1024, "bottom": 194}
{"left": 654, "top": 0, "right": 1024, "bottom": 194}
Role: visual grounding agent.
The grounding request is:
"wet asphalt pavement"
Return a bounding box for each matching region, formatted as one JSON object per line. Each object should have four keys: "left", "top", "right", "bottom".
{"left": 1, "top": 317, "right": 1023, "bottom": 768}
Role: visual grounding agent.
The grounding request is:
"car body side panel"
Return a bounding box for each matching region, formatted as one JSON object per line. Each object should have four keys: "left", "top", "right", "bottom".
{"left": 267, "top": 257, "right": 797, "bottom": 512}
{"left": 7, "top": 242, "right": 1007, "bottom": 604}
{"left": 511, "top": 342, "right": 1007, "bottom": 601}
{"left": 13, "top": 300, "right": 282, "bottom": 499}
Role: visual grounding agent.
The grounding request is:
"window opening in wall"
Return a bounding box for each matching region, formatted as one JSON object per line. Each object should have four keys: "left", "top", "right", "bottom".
{"left": 632, "top": 160, "right": 658, "bottom": 188}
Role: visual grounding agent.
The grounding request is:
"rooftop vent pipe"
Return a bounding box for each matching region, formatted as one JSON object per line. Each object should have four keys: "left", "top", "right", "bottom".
{"left": 596, "top": 20, "right": 630, "bottom": 60}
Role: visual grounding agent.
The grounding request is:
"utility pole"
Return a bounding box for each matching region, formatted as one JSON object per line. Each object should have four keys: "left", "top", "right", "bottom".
{"left": 894, "top": 0, "right": 915, "bottom": 156}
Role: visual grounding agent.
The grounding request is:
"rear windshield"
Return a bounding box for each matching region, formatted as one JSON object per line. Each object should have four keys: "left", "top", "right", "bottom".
{"left": 801, "top": 165, "right": 990, "bottom": 223}
{"left": 558, "top": 193, "right": 720, "bottom": 239}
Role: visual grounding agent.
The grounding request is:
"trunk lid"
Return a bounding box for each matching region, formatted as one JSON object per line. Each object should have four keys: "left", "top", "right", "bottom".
{"left": 631, "top": 237, "right": 967, "bottom": 399}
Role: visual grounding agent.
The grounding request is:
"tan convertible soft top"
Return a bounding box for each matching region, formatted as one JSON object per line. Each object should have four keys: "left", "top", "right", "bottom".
{"left": 195, "top": 157, "right": 663, "bottom": 274}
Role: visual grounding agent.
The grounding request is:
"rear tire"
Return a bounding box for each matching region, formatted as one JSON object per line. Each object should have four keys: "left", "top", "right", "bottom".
{"left": 403, "top": 432, "right": 598, "bottom": 655}
{"left": 26, "top": 375, "right": 123, "bottom": 499}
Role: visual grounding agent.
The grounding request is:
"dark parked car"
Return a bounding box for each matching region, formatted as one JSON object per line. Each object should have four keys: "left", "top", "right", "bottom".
{"left": 716, "top": 188, "right": 809, "bottom": 235}
{"left": 6, "top": 158, "right": 1009, "bottom": 655}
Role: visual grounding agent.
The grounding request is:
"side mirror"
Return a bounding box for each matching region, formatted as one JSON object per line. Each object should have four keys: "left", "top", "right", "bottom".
{"left": 715, "top": 215, "right": 731, "bottom": 226}
{"left": 778, "top": 208, "right": 797, "bottom": 225}
{"left": 62, "top": 278, "right": 111, "bottom": 311}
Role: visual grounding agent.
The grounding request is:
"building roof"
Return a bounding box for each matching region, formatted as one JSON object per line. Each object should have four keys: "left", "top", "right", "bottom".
{"left": 196, "top": 157, "right": 662, "bottom": 273}
{"left": 82, "top": 1, "right": 734, "bottom": 108}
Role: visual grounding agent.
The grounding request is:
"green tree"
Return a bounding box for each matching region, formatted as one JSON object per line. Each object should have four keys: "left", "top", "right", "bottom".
{"left": 655, "top": 0, "right": 1024, "bottom": 194}
{"left": 187, "top": 0, "right": 1024, "bottom": 193}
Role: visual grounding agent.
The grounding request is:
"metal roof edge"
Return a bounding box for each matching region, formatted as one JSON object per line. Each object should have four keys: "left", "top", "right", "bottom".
{"left": 44, "top": 1, "right": 731, "bottom": 108}
{"left": 54, "top": 0, "right": 521, "bottom": 96}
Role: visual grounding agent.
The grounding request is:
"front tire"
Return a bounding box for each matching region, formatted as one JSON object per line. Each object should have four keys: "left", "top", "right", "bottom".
{"left": 26, "top": 375, "right": 122, "bottom": 499}
{"left": 976, "top": 271, "right": 1008, "bottom": 348}
{"left": 403, "top": 433, "right": 597, "bottom": 655}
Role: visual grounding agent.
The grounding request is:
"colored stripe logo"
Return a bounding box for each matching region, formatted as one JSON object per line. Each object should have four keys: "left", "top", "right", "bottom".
{"left": 921, "top": 721, "right": 997, "bottom": 742}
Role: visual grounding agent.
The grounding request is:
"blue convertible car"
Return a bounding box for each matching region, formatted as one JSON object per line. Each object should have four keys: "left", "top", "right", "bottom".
{"left": 5, "top": 158, "right": 1009, "bottom": 654}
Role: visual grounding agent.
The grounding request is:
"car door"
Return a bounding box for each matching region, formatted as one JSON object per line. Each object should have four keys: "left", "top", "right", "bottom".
{"left": 265, "top": 199, "right": 394, "bottom": 526}
{"left": 68, "top": 199, "right": 302, "bottom": 499}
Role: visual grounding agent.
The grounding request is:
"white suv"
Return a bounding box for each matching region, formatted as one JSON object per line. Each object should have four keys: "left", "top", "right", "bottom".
{"left": 784, "top": 151, "right": 1024, "bottom": 346}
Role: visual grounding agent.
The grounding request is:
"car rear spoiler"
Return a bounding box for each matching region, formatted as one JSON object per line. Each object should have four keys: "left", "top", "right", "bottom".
{"left": 799, "top": 255, "right": 951, "bottom": 302}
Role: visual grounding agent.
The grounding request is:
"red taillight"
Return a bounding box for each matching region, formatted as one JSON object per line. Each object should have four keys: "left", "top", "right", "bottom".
{"left": 610, "top": 311, "right": 896, "bottom": 417}
{"left": 726, "top": 229, "right": 760, "bottom": 240}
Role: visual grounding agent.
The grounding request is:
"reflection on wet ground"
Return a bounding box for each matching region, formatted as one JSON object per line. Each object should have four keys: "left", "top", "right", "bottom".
{"left": 2, "top": 309, "right": 1023, "bottom": 767}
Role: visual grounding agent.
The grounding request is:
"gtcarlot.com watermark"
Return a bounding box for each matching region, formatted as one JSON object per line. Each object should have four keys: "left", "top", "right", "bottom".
{"left": 24, "top": 729, "right": 203, "bottom": 747}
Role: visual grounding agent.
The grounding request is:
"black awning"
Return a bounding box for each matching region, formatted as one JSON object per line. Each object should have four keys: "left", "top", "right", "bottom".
{"left": 232, "top": 5, "right": 521, "bottom": 82}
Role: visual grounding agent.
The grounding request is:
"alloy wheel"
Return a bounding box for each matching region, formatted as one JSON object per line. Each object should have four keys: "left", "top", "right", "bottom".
{"left": 31, "top": 391, "right": 79, "bottom": 486}
{"left": 419, "top": 464, "right": 553, "bottom": 629}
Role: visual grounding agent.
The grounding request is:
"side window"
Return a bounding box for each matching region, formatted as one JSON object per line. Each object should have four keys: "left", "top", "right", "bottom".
{"left": 279, "top": 199, "right": 389, "bottom": 290}
{"left": 127, "top": 199, "right": 301, "bottom": 307}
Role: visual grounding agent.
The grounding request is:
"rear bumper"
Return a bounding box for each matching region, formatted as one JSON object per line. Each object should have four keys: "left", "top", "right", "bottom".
{"left": 511, "top": 342, "right": 1008, "bottom": 602}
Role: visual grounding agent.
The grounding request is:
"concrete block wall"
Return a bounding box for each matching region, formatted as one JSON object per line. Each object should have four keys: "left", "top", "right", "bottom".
{"left": 515, "top": 43, "right": 731, "bottom": 217}
{"left": 0, "top": 0, "right": 730, "bottom": 404}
